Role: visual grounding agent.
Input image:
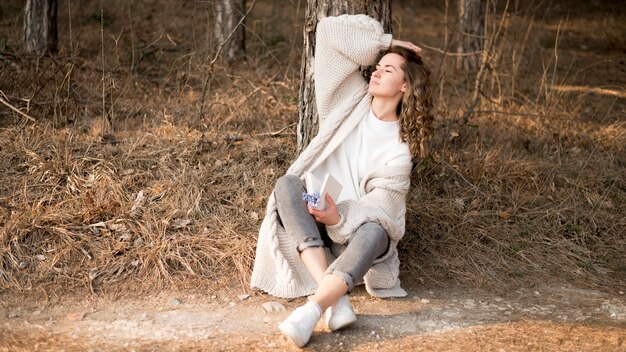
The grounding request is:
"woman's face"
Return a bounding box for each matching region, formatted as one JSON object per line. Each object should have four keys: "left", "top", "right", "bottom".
{"left": 368, "top": 53, "right": 407, "bottom": 99}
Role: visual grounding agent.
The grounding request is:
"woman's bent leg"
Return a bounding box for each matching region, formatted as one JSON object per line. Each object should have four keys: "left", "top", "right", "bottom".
{"left": 309, "top": 274, "right": 349, "bottom": 312}
{"left": 326, "top": 222, "right": 389, "bottom": 293}
{"left": 300, "top": 247, "right": 328, "bottom": 284}
{"left": 274, "top": 174, "right": 329, "bottom": 282}
{"left": 305, "top": 223, "right": 388, "bottom": 333}
{"left": 310, "top": 222, "right": 389, "bottom": 311}
{"left": 274, "top": 175, "right": 324, "bottom": 251}
{"left": 275, "top": 178, "right": 335, "bottom": 346}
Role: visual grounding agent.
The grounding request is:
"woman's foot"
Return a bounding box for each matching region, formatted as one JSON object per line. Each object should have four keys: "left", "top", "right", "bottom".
{"left": 325, "top": 295, "right": 357, "bottom": 331}
{"left": 278, "top": 300, "right": 322, "bottom": 347}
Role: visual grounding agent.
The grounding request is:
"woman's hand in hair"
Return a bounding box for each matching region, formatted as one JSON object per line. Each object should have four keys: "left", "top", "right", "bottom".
{"left": 308, "top": 194, "right": 340, "bottom": 226}
{"left": 391, "top": 39, "right": 422, "bottom": 56}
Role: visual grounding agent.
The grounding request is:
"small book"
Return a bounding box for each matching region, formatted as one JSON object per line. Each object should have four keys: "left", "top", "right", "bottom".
{"left": 302, "top": 172, "right": 343, "bottom": 210}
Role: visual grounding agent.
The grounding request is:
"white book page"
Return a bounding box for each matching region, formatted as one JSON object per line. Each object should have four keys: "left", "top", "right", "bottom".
{"left": 305, "top": 172, "right": 321, "bottom": 194}
{"left": 317, "top": 173, "right": 343, "bottom": 210}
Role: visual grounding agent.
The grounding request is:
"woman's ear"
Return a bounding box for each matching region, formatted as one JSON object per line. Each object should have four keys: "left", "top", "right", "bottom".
{"left": 401, "top": 83, "right": 407, "bottom": 92}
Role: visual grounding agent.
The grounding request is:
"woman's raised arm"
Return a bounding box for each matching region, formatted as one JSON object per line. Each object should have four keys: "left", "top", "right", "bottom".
{"left": 314, "top": 15, "right": 392, "bottom": 124}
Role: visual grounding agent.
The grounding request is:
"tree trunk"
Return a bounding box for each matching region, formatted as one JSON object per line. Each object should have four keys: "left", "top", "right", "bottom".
{"left": 214, "top": 0, "right": 246, "bottom": 63}
{"left": 456, "top": 0, "right": 484, "bottom": 71}
{"left": 297, "top": 0, "right": 392, "bottom": 153}
{"left": 23, "top": 0, "right": 58, "bottom": 56}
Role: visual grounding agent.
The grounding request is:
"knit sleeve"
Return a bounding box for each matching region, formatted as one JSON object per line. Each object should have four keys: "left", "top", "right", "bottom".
{"left": 315, "top": 15, "right": 392, "bottom": 127}
{"left": 326, "top": 164, "right": 411, "bottom": 244}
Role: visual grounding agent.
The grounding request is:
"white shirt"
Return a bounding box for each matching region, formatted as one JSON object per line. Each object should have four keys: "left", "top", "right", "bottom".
{"left": 312, "top": 109, "right": 411, "bottom": 203}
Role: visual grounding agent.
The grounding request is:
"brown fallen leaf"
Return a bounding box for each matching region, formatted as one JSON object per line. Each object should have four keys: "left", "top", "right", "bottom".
{"left": 498, "top": 210, "right": 511, "bottom": 220}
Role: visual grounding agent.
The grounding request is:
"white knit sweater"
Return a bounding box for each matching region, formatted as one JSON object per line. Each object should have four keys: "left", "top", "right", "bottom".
{"left": 312, "top": 108, "right": 411, "bottom": 203}
{"left": 250, "top": 15, "right": 412, "bottom": 298}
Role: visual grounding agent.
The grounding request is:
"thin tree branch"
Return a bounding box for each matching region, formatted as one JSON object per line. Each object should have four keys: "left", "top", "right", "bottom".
{"left": 433, "top": 5, "right": 463, "bottom": 92}
{"left": 256, "top": 122, "right": 296, "bottom": 137}
{"left": 441, "top": 161, "right": 486, "bottom": 196}
{"left": 419, "top": 43, "right": 483, "bottom": 57}
{"left": 462, "top": 0, "right": 510, "bottom": 124}
{"left": 474, "top": 110, "right": 544, "bottom": 118}
{"left": 0, "top": 95, "right": 37, "bottom": 122}
{"left": 199, "top": 0, "right": 257, "bottom": 119}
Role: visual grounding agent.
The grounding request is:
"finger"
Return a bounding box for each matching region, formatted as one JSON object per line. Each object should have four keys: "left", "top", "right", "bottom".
{"left": 309, "top": 207, "right": 328, "bottom": 221}
{"left": 409, "top": 43, "right": 421, "bottom": 55}
{"left": 325, "top": 193, "right": 335, "bottom": 208}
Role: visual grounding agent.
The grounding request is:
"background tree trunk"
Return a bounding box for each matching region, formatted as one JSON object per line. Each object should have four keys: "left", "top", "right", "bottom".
{"left": 456, "top": 0, "right": 484, "bottom": 71}
{"left": 296, "top": 0, "right": 391, "bottom": 153}
{"left": 23, "top": 0, "right": 58, "bottom": 56}
{"left": 214, "top": 0, "right": 246, "bottom": 63}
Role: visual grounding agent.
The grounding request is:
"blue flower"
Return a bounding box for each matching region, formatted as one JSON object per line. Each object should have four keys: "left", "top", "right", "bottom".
{"left": 302, "top": 192, "right": 321, "bottom": 207}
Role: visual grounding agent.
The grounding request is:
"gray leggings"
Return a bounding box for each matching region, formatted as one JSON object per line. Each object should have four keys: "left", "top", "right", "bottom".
{"left": 274, "top": 174, "right": 388, "bottom": 291}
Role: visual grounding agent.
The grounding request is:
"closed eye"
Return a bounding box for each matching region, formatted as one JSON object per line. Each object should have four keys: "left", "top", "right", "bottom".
{"left": 376, "top": 64, "right": 396, "bottom": 74}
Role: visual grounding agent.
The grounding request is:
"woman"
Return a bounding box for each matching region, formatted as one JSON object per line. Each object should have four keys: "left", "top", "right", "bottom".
{"left": 250, "top": 14, "right": 433, "bottom": 347}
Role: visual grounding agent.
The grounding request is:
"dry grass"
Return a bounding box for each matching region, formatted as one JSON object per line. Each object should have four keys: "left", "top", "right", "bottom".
{"left": 0, "top": 0, "right": 624, "bottom": 296}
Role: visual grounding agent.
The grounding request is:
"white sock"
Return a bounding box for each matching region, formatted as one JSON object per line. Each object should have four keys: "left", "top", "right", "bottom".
{"left": 305, "top": 300, "right": 322, "bottom": 318}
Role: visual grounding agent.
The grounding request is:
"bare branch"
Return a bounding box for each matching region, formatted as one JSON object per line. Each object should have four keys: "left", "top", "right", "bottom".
{"left": 200, "top": 0, "right": 257, "bottom": 119}
{"left": 0, "top": 95, "right": 36, "bottom": 122}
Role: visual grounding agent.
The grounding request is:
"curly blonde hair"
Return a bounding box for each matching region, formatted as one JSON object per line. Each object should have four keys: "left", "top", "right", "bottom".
{"left": 385, "top": 46, "right": 434, "bottom": 160}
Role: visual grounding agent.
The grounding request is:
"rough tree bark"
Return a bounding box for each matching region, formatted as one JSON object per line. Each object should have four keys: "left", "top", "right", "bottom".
{"left": 23, "top": 0, "right": 58, "bottom": 56}
{"left": 214, "top": 0, "right": 246, "bottom": 63}
{"left": 456, "top": 0, "right": 484, "bottom": 71}
{"left": 296, "top": 0, "right": 392, "bottom": 153}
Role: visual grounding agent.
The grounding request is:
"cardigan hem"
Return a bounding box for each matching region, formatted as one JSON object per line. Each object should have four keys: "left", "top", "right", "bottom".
{"left": 250, "top": 275, "right": 317, "bottom": 299}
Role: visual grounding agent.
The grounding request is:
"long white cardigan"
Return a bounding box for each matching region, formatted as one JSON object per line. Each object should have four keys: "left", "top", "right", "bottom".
{"left": 250, "top": 15, "right": 412, "bottom": 298}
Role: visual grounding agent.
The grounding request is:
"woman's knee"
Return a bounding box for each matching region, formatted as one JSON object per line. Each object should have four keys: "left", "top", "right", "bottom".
{"left": 274, "top": 174, "right": 302, "bottom": 198}
{"left": 355, "top": 222, "right": 388, "bottom": 256}
{"left": 358, "top": 222, "right": 387, "bottom": 242}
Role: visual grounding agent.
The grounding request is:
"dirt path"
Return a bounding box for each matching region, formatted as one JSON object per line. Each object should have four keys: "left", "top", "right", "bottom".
{"left": 1, "top": 284, "right": 625, "bottom": 351}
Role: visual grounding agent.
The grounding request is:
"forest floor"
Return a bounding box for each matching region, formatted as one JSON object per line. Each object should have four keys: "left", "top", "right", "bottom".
{"left": 1, "top": 283, "right": 625, "bottom": 351}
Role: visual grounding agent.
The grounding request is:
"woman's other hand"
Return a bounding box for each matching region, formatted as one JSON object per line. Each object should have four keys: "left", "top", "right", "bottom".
{"left": 391, "top": 39, "right": 422, "bottom": 56}
{"left": 308, "top": 194, "right": 340, "bottom": 226}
